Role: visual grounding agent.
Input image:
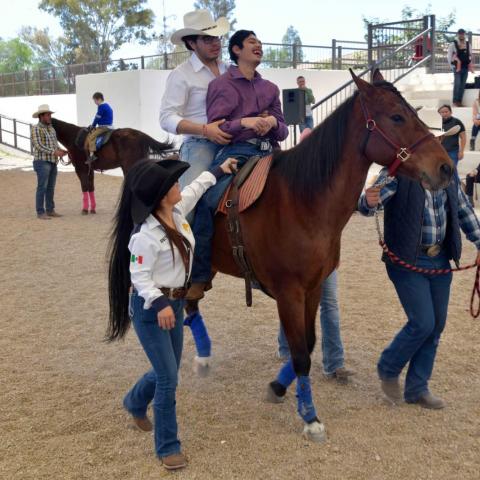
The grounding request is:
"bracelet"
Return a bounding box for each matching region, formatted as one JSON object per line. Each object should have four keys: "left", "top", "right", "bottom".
{"left": 202, "top": 124, "right": 208, "bottom": 137}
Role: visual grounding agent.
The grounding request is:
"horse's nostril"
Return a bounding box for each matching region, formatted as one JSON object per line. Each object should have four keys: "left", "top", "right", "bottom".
{"left": 440, "top": 163, "right": 452, "bottom": 177}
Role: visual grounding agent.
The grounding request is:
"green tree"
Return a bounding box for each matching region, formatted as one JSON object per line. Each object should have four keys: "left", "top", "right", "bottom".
{"left": 38, "top": 0, "right": 156, "bottom": 63}
{"left": 263, "top": 26, "right": 304, "bottom": 68}
{"left": 193, "top": 0, "right": 237, "bottom": 33}
{"left": 20, "top": 27, "right": 74, "bottom": 68}
{"left": 0, "top": 38, "right": 34, "bottom": 73}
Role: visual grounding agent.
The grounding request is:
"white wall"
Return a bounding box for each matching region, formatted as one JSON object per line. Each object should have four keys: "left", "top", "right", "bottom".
{"left": 74, "top": 67, "right": 356, "bottom": 149}
{"left": 0, "top": 94, "right": 77, "bottom": 124}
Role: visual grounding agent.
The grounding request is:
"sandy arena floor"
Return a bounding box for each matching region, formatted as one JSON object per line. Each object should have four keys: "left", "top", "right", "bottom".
{"left": 1, "top": 168, "right": 479, "bottom": 480}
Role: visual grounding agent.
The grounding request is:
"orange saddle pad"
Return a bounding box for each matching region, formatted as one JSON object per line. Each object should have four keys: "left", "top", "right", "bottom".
{"left": 217, "top": 154, "right": 273, "bottom": 215}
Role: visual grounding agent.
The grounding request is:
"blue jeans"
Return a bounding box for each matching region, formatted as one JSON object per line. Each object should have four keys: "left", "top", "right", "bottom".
{"left": 379, "top": 253, "right": 452, "bottom": 402}
{"left": 123, "top": 292, "right": 185, "bottom": 458}
{"left": 277, "top": 270, "right": 345, "bottom": 374}
{"left": 299, "top": 115, "right": 314, "bottom": 133}
{"left": 179, "top": 137, "right": 221, "bottom": 189}
{"left": 452, "top": 67, "right": 468, "bottom": 103}
{"left": 33, "top": 160, "right": 57, "bottom": 214}
{"left": 191, "top": 142, "right": 272, "bottom": 283}
{"left": 447, "top": 150, "right": 459, "bottom": 168}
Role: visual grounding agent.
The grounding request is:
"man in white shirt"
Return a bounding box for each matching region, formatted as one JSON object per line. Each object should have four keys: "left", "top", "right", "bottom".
{"left": 160, "top": 10, "right": 232, "bottom": 189}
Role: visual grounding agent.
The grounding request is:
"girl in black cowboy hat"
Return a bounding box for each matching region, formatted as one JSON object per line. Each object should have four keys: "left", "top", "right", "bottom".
{"left": 106, "top": 156, "right": 236, "bottom": 471}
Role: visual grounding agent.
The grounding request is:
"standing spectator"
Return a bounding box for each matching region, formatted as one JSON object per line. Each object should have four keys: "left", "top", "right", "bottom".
{"left": 31, "top": 104, "right": 67, "bottom": 219}
{"left": 85, "top": 92, "right": 114, "bottom": 165}
{"left": 296, "top": 75, "right": 315, "bottom": 132}
{"left": 358, "top": 169, "right": 480, "bottom": 409}
{"left": 447, "top": 29, "right": 474, "bottom": 107}
{"left": 438, "top": 104, "right": 466, "bottom": 167}
{"left": 470, "top": 91, "right": 480, "bottom": 151}
{"left": 160, "top": 10, "right": 232, "bottom": 189}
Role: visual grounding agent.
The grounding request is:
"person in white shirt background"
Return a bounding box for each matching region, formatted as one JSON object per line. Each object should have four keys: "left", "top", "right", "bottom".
{"left": 159, "top": 9, "right": 234, "bottom": 372}
{"left": 106, "top": 156, "right": 236, "bottom": 471}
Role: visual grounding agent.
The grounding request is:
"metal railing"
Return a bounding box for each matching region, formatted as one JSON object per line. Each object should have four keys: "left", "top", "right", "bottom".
{"left": 312, "top": 23, "right": 434, "bottom": 124}
{"left": 0, "top": 40, "right": 368, "bottom": 97}
{"left": 0, "top": 114, "right": 32, "bottom": 154}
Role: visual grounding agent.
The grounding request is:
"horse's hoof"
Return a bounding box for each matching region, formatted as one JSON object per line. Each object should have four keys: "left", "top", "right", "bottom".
{"left": 81, "top": 209, "right": 88, "bottom": 215}
{"left": 302, "top": 421, "right": 326, "bottom": 443}
{"left": 90, "top": 209, "right": 96, "bottom": 214}
{"left": 194, "top": 356, "right": 210, "bottom": 377}
{"left": 265, "top": 383, "right": 285, "bottom": 404}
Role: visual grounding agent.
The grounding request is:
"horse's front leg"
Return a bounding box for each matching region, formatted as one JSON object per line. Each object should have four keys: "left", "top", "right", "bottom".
{"left": 184, "top": 298, "right": 211, "bottom": 377}
{"left": 267, "top": 290, "right": 326, "bottom": 443}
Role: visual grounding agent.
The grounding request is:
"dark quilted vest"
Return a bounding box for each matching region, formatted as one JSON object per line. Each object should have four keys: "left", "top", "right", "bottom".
{"left": 384, "top": 175, "right": 462, "bottom": 264}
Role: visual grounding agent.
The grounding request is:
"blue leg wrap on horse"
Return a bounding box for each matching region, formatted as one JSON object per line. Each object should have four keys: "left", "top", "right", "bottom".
{"left": 296, "top": 376, "right": 317, "bottom": 423}
{"left": 183, "top": 312, "right": 211, "bottom": 357}
{"left": 277, "top": 360, "right": 296, "bottom": 388}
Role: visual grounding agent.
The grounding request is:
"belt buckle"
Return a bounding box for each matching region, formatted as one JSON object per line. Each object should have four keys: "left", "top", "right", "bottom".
{"left": 426, "top": 244, "right": 441, "bottom": 257}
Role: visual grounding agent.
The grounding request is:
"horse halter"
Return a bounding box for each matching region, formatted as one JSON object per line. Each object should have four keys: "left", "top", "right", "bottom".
{"left": 358, "top": 94, "right": 433, "bottom": 176}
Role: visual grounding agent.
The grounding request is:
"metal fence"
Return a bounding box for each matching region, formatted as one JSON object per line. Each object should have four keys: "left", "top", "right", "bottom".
{"left": 0, "top": 114, "right": 32, "bottom": 153}
{"left": 0, "top": 40, "right": 368, "bottom": 97}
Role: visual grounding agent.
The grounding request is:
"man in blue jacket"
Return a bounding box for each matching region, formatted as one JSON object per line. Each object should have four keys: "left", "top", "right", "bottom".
{"left": 86, "top": 92, "right": 114, "bottom": 165}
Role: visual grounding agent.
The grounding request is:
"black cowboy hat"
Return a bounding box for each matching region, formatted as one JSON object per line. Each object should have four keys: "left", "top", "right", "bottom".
{"left": 128, "top": 159, "right": 190, "bottom": 224}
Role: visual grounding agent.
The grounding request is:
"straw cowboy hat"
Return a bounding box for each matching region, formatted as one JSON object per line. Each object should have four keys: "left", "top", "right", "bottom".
{"left": 128, "top": 159, "right": 190, "bottom": 224}
{"left": 32, "top": 104, "right": 54, "bottom": 119}
{"left": 170, "top": 9, "right": 229, "bottom": 45}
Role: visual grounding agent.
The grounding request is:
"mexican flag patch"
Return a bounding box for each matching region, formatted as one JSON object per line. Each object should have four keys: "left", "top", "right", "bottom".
{"left": 131, "top": 254, "right": 143, "bottom": 264}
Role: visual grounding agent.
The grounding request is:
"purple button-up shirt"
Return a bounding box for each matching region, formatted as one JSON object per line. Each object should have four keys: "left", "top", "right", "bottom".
{"left": 206, "top": 65, "right": 289, "bottom": 144}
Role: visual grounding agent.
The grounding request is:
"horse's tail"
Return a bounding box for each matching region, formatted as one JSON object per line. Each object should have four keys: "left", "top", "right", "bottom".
{"left": 142, "top": 133, "right": 174, "bottom": 155}
{"left": 105, "top": 176, "right": 135, "bottom": 342}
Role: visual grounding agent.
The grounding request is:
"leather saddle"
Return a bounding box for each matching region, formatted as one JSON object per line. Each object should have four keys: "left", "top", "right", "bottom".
{"left": 217, "top": 154, "right": 273, "bottom": 215}
{"left": 75, "top": 128, "right": 115, "bottom": 151}
{"left": 217, "top": 154, "right": 274, "bottom": 306}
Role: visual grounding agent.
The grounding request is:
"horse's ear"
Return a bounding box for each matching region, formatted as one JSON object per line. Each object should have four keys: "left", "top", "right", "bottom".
{"left": 372, "top": 68, "right": 384, "bottom": 83}
{"left": 349, "top": 69, "right": 372, "bottom": 93}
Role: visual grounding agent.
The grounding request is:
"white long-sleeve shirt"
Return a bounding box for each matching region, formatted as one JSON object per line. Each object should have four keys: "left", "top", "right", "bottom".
{"left": 159, "top": 52, "right": 227, "bottom": 138}
{"left": 128, "top": 171, "right": 216, "bottom": 310}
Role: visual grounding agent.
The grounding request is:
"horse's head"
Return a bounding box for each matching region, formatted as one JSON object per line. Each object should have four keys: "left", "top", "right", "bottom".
{"left": 350, "top": 69, "right": 453, "bottom": 190}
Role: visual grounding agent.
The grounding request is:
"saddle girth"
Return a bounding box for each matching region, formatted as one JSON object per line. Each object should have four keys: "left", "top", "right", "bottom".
{"left": 225, "top": 175, "right": 257, "bottom": 307}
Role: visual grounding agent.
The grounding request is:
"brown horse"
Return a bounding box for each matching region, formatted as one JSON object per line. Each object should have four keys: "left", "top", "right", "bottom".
{"left": 188, "top": 70, "right": 454, "bottom": 442}
{"left": 51, "top": 118, "right": 172, "bottom": 213}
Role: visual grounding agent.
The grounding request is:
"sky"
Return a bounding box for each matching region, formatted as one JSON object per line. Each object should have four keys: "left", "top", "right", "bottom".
{"left": 1, "top": 0, "right": 478, "bottom": 60}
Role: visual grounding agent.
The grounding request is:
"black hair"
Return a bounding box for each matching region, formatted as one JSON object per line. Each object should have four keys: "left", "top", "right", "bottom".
{"left": 228, "top": 30, "right": 256, "bottom": 64}
{"left": 183, "top": 35, "right": 199, "bottom": 51}
{"left": 93, "top": 92, "right": 104, "bottom": 101}
{"left": 296, "top": 75, "right": 305, "bottom": 80}
{"left": 438, "top": 104, "right": 452, "bottom": 113}
{"left": 106, "top": 178, "right": 135, "bottom": 341}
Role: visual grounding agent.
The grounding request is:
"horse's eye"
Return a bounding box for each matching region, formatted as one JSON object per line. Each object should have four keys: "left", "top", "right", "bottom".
{"left": 390, "top": 114, "right": 404, "bottom": 123}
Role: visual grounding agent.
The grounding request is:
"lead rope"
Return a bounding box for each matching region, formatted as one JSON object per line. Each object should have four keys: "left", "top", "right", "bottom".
{"left": 372, "top": 177, "right": 480, "bottom": 318}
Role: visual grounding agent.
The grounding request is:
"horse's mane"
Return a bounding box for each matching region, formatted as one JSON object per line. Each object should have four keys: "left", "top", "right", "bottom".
{"left": 272, "top": 80, "right": 427, "bottom": 202}
{"left": 272, "top": 90, "right": 359, "bottom": 202}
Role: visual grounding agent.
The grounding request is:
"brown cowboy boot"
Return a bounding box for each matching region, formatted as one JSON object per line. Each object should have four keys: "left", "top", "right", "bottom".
{"left": 324, "top": 367, "right": 356, "bottom": 384}
{"left": 161, "top": 452, "right": 187, "bottom": 470}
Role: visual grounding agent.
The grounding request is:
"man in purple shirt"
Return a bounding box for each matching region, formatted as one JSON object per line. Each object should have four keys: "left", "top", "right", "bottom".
{"left": 188, "top": 30, "right": 289, "bottom": 299}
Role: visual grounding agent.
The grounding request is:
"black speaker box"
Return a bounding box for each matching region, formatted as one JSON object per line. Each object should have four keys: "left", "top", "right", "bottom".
{"left": 282, "top": 88, "right": 306, "bottom": 125}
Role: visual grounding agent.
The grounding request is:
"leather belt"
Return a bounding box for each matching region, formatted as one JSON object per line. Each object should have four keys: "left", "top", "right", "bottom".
{"left": 160, "top": 287, "right": 188, "bottom": 299}
{"left": 420, "top": 244, "right": 442, "bottom": 257}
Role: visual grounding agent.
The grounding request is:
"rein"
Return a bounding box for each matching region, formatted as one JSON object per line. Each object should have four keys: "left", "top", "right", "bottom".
{"left": 358, "top": 95, "right": 433, "bottom": 176}
{"left": 59, "top": 152, "right": 72, "bottom": 166}
{"left": 371, "top": 177, "right": 480, "bottom": 318}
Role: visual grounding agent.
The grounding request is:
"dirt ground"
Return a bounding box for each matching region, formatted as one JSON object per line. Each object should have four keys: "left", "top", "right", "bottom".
{"left": 1, "top": 168, "right": 479, "bottom": 480}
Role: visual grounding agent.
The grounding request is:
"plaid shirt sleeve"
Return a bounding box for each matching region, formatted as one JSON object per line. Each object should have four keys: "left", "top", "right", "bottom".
{"left": 358, "top": 168, "right": 398, "bottom": 216}
{"left": 457, "top": 182, "right": 480, "bottom": 249}
{"left": 31, "top": 125, "right": 56, "bottom": 155}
